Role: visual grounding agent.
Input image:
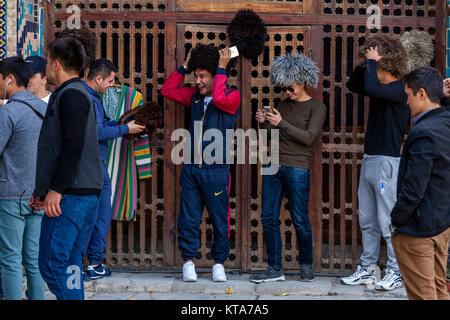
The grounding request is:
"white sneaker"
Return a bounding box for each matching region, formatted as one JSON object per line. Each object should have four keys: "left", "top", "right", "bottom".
{"left": 182, "top": 261, "right": 197, "bottom": 282}
{"left": 212, "top": 264, "right": 227, "bottom": 282}
{"left": 340, "top": 265, "right": 376, "bottom": 285}
{"left": 375, "top": 269, "right": 402, "bottom": 291}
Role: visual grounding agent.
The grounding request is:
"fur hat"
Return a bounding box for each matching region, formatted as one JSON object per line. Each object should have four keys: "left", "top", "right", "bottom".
{"left": 57, "top": 25, "right": 97, "bottom": 70}
{"left": 358, "top": 35, "right": 407, "bottom": 79}
{"left": 187, "top": 44, "right": 235, "bottom": 76}
{"left": 227, "top": 9, "right": 267, "bottom": 60}
{"left": 118, "top": 101, "right": 163, "bottom": 140}
{"left": 270, "top": 53, "right": 320, "bottom": 88}
{"left": 400, "top": 30, "right": 434, "bottom": 74}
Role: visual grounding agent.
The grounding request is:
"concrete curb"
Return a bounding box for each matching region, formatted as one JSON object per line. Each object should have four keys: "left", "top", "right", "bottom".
{"left": 76, "top": 273, "right": 408, "bottom": 299}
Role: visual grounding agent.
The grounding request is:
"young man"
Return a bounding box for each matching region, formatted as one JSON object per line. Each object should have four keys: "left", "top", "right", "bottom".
{"left": 250, "top": 53, "right": 326, "bottom": 283}
{"left": 0, "top": 57, "right": 47, "bottom": 300}
{"left": 391, "top": 67, "right": 450, "bottom": 300}
{"left": 161, "top": 45, "right": 240, "bottom": 282}
{"left": 340, "top": 36, "right": 410, "bottom": 290}
{"left": 29, "top": 36, "right": 103, "bottom": 300}
{"left": 25, "top": 56, "right": 51, "bottom": 103}
{"left": 82, "top": 59, "right": 144, "bottom": 279}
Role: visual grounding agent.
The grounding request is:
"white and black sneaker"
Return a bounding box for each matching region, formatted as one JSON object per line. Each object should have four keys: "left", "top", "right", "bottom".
{"left": 375, "top": 269, "right": 402, "bottom": 291}
{"left": 340, "top": 265, "right": 376, "bottom": 285}
{"left": 249, "top": 266, "right": 285, "bottom": 283}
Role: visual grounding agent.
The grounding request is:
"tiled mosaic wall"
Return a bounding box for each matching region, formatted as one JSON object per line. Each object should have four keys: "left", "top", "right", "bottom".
{"left": 17, "top": 0, "right": 43, "bottom": 57}
{"left": 0, "top": 0, "right": 6, "bottom": 60}
{"left": 0, "top": 0, "right": 44, "bottom": 60}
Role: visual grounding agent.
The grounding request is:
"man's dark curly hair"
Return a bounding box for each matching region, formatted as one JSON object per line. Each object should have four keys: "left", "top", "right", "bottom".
{"left": 227, "top": 9, "right": 267, "bottom": 60}
{"left": 358, "top": 35, "right": 407, "bottom": 80}
{"left": 187, "top": 44, "right": 234, "bottom": 76}
{"left": 57, "top": 25, "right": 97, "bottom": 76}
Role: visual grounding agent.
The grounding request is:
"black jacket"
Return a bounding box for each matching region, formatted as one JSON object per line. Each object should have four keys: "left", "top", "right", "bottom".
{"left": 34, "top": 79, "right": 103, "bottom": 198}
{"left": 391, "top": 107, "right": 450, "bottom": 238}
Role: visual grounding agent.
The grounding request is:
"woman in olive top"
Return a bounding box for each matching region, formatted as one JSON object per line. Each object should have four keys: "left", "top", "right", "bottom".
{"left": 250, "top": 53, "right": 326, "bottom": 283}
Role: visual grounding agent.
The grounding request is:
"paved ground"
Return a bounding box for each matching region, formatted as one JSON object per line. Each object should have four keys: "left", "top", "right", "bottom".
{"left": 42, "top": 271, "right": 408, "bottom": 300}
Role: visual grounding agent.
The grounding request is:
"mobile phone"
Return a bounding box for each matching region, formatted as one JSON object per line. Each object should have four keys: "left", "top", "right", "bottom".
{"left": 230, "top": 46, "right": 239, "bottom": 58}
{"left": 263, "top": 105, "right": 272, "bottom": 112}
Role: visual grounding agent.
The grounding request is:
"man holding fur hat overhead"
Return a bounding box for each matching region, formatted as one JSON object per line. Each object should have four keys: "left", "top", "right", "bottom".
{"left": 340, "top": 35, "right": 410, "bottom": 291}
{"left": 161, "top": 44, "right": 240, "bottom": 283}
{"left": 250, "top": 53, "right": 326, "bottom": 283}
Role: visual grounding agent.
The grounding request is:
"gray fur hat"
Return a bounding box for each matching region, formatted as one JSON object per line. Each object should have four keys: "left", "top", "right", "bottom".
{"left": 270, "top": 53, "right": 320, "bottom": 88}
{"left": 400, "top": 30, "right": 434, "bottom": 74}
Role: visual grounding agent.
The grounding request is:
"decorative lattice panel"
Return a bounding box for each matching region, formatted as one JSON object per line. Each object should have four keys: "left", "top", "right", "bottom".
{"left": 175, "top": 24, "right": 242, "bottom": 269}
{"left": 54, "top": 18, "right": 166, "bottom": 269}
{"left": 247, "top": 27, "right": 312, "bottom": 270}
{"left": 319, "top": 24, "right": 437, "bottom": 273}
{"left": 176, "top": 0, "right": 308, "bottom": 13}
{"left": 322, "top": 0, "right": 437, "bottom": 17}
{"left": 54, "top": 0, "right": 168, "bottom": 12}
{"left": 49, "top": 0, "right": 445, "bottom": 272}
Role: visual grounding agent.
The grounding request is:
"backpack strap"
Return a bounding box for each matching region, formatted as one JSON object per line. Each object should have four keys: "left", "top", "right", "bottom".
{"left": 9, "top": 99, "right": 44, "bottom": 120}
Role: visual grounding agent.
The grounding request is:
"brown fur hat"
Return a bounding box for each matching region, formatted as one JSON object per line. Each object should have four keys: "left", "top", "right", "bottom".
{"left": 358, "top": 35, "right": 407, "bottom": 79}
{"left": 118, "top": 101, "right": 163, "bottom": 140}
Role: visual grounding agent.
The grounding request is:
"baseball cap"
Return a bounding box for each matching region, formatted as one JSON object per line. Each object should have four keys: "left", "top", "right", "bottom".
{"left": 25, "top": 56, "right": 47, "bottom": 76}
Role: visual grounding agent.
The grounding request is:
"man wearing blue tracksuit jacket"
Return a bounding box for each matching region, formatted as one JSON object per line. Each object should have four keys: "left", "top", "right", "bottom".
{"left": 82, "top": 59, "right": 144, "bottom": 280}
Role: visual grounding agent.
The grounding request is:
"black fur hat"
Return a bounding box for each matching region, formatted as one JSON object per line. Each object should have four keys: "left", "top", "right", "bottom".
{"left": 227, "top": 9, "right": 267, "bottom": 60}
{"left": 187, "top": 44, "right": 235, "bottom": 76}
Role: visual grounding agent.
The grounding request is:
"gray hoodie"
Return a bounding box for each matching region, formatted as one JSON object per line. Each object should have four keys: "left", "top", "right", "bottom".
{"left": 0, "top": 90, "right": 47, "bottom": 200}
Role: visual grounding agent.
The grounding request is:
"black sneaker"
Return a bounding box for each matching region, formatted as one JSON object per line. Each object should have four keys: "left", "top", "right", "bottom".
{"left": 249, "top": 266, "right": 285, "bottom": 283}
{"left": 300, "top": 264, "right": 315, "bottom": 282}
{"left": 86, "top": 264, "right": 112, "bottom": 280}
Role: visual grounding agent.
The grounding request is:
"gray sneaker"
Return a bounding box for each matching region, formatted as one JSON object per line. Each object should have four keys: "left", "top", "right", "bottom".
{"left": 249, "top": 266, "right": 285, "bottom": 283}
{"left": 300, "top": 264, "right": 315, "bottom": 282}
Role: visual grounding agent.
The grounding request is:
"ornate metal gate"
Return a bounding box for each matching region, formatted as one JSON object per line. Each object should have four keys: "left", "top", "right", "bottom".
{"left": 48, "top": 0, "right": 447, "bottom": 273}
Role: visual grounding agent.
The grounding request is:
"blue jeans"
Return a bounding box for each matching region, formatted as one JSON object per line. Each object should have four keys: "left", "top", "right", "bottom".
{"left": 83, "top": 164, "right": 112, "bottom": 266}
{"left": 0, "top": 200, "right": 45, "bottom": 300}
{"left": 261, "top": 166, "right": 312, "bottom": 270}
{"left": 39, "top": 195, "right": 99, "bottom": 300}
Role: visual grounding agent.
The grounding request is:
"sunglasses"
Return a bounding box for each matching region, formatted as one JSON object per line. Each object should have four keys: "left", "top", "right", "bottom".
{"left": 281, "top": 86, "right": 295, "bottom": 93}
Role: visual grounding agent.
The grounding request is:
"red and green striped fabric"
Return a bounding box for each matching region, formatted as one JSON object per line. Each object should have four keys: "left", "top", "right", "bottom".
{"left": 105, "top": 85, "right": 152, "bottom": 221}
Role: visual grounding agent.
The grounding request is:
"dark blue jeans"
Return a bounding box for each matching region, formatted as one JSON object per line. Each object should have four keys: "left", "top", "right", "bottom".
{"left": 261, "top": 166, "right": 312, "bottom": 270}
{"left": 83, "top": 163, "right": 112, "bottom": 266}
{"left": 39, "top": 194, "right": 99, "bottom": 300}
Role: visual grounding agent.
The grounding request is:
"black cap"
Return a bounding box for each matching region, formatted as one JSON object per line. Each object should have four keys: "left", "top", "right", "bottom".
{"left": 24, "top": 56, "right": 47, "bottom": 76}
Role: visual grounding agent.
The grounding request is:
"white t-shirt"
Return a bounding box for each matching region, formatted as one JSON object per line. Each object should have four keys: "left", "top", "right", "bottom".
{"left": 42, "top": 93, "right": 51, "bottom": 104}
{"left": 204, "top": 96, "right": 213, "bottom": 112}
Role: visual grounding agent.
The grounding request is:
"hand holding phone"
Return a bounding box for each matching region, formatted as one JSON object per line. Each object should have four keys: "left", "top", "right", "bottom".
{"left": 263, "top": 105, "right": 272, "bottom": 113}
